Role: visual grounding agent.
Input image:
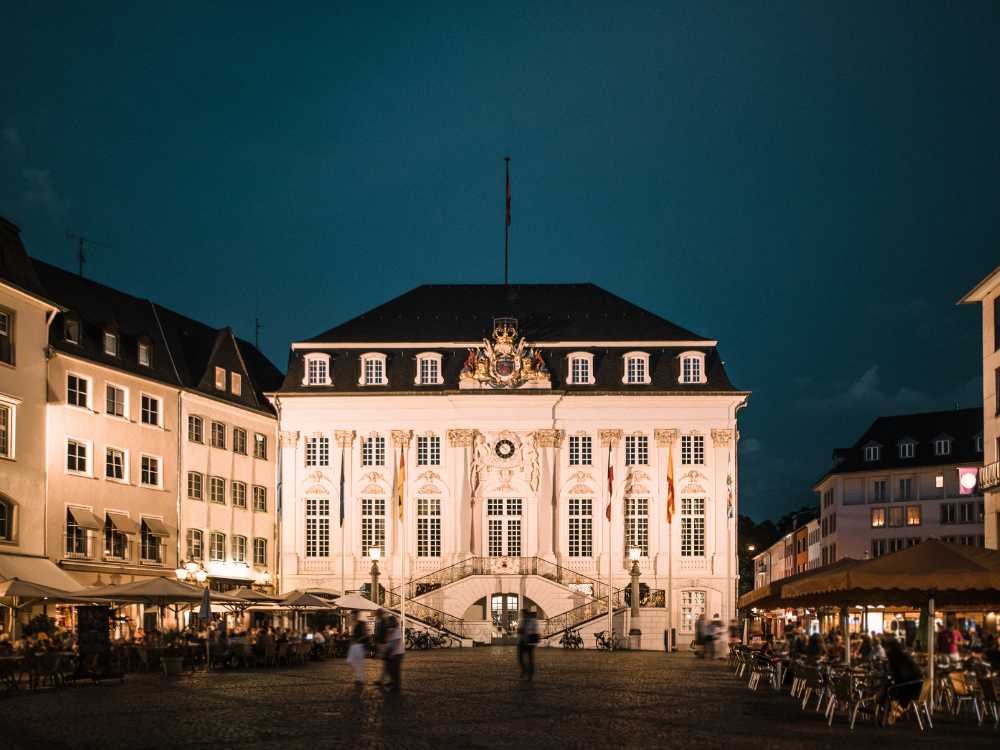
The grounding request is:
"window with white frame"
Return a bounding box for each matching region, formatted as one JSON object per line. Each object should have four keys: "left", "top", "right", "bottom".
{"left": 232, "top": 535, "right": 247, "bottom": 563}
{"left": 417, "top": 497, "right": 441, "bottom": 557}
{"left": 105, "top": 447, "right": 125, "bottom": 481}
{"left": 103, "top": 330, "right": 118, "bottom": 357}
{"left": 209, "top": 476, "right": 225, "bottom": 504}
{"left": 487, "top": 498, "right": 522, "bottom": 557}
{"left": 415, "top": 353, "right": 443, "bottom": 385}
{"left": 214, "top": 366, "right": 226, "bottom": 390}
{"left": 623, "top": 352, "right": 651, "bottom": 384}
{"left": 680, "top": 434, "right": 704, "bottom": 465}
{"left": 188, "top": 415, "right": 203, "bottom": 443}
{"left": 681, "top": 497, "right": 706, "bottom": 557}
{"left": 232, "top": 481, "right": 247, "bottom": 508}
{"left": 568, "top": 435, "right": 592, "bottom": 466}
{"left": 0, "top": 402, "right": 13, "bottom": 459}
{"left": 898, "top": 441, "right": 915, "bottom": 459}
{"left": 0, "top": 309, "right": 12, "bottom": 365}
{"left": 361, "top": 497, "right": 385, "bottom": 556}
{"left": 106, "top": 384, "right": 126, "bottom": 418}
{"left": 305, "top": 497, "right": 330, "bottom": 557}
{"left": 187, "top": 471, "right": 203, "bottom": 500}
{"left": 233, "top": 427, "right": 248, "bottom": 455}
{"left": 140, "top": 394, "right": 160, "bottom": 426}
{"left": 253, "top": 537, "right": 267, "bottom": 566}
{"left": 360, "top": 353, "right": 387, "bottom": 385}
{"left": 864, "top": 444, "right": 881, "bottom": 462}
{"left": 138, "top": 340, "right": 152, "bottom": 367}
{"left": 567, "top": 352, "right": 595, "bottom": 385}
{"left": 209, "top": 531, "right": 226, "bottom": 561}
{"left": 231, "top": 372, "right": 242, "bottom": 396}
{"left": 65, "top": 509, "right": 88, "bottom": 556}
{"left": 679, "top": 351, "right": 707, "bottom": 384}
{"left": 975, "top": 433, "right": 983, "bottom": 453}
{"left": 66, "top": 439, "right": 88, "bottom": 474}
{"left": 103, "top": 515, "right": 127, "bottom": 559}
{"left": 362, "top": 436, "right": 385, "bottom": 466}
{"left": 417, "top": 435, "right": 440, "bottom": 466}
{"left": 625, "top": 497, "right": 649, "bottom": 556}
{"left": 186, "top": 529, "right": 203, "bottom": 560}
{"left": 253, "top": 432, "right": 267, "bottom": 459}
{"left": 140, "top": 455, "right": 160, "bottom": 487}
{"left": 210, "top": 421, "right": 226, "bottom": 449}
{"left": 67, "top": 374, "right": 89, "bottom": 408}
{"left": 253, "top": 485, "right": 267, "bottom": 512}
{"left": 681, "top": 590, "right": 706, "bottom": 632}
{"left": 934, "top": 438, "right": 952, "bottom": 456}
{"left": 303, "top": 353, "right": 331, "bottom": 386}
{"left": 624, "top": 435, "right": 649, "bottom": 466}
{"left": 305, "top": 436, "right": 330, "bottom": 466}
{"left": 568, "top": 497, "right": 593, "bottom": 557}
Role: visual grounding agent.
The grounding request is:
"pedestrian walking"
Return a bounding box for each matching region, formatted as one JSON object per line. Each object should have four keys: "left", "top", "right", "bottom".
{"left": 347, "top": 618, "right": 369, "bottom": 685}
{"left": 384, "top": 615, "right": 404, "bottom": 692}
{"left": 516, "top": 608, "right": 540, "bottom": 680}
{"left": 373, "top": 609, "right": 390, "bottom": 687}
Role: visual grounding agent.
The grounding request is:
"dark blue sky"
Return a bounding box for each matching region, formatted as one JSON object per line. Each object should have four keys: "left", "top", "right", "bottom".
{"left": 2, "top": 2, "right": 998, "bottom": 521}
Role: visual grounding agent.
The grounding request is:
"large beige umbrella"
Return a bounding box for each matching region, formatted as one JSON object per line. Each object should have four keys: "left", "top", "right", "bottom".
{"left": 79, "top": 577, "right": 243, "bottom": 630}
{"left": 0, "top": 578, "right": 79, "bottom": 641}
{"left": 333, "top": 592, "right": 380, "bottom": 612}
{"left": 738, "top": 557, "right": 864, "bottom": 610}
{"left": 277, "top": 591, "right": 335, "bottom": 633}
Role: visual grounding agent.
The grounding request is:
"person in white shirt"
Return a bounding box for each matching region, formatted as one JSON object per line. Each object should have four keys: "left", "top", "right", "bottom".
{"left": 384, "top": 616, "right": 405, "bottom": 692}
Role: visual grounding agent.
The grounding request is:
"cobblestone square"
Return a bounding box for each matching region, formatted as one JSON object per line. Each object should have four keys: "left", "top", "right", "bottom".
{"left": 2, "top": 649, "right": 998, "bottom": 749}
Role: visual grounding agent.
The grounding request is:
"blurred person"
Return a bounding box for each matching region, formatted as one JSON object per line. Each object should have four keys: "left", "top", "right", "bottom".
{"left": 516, "top": 608, "right": 541, "bottom": 680}
{"left": 374, "top": 610, "right": 390, "bottom": 687}
{"left": 347, "top": 619, "right": 370, "bottom": 686}
{"left": 882, "top": 637, "right": 923, "bottom": 723}
{"left": 383, "top": 616, "right": 404, "bottom": 692}
{"left": 710, "top": 613, "right": 725, "bottom": 659}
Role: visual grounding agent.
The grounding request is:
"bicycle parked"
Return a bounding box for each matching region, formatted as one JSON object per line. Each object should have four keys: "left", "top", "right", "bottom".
{"left": 595, "top": 630, "right": 625, "bottom": 651}
{"left": 404, "top": 628, "right": 456, "bottom": 650}
{"left": 560, "top": 629, "right": 583, "bottom": 649}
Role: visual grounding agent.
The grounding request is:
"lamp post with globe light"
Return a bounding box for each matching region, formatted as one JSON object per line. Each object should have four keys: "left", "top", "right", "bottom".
{"left": 175, "top": 560, "right": 208, "bottom": 627}
{"left": 370, "top": 547, "right": 381, "bottom": 605}
{"left": 628, "top": 547, "right": 642, "bottom": 649}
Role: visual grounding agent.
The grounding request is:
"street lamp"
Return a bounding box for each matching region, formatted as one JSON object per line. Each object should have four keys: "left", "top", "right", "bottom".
{"left": 628, "top": 547, "right": 642, "bottom": 649}
{"left": 747, "top": 544, "right": 756, "bottom": 553}
{"left": 369, "top": 547, "right": 381, "bottom": 605}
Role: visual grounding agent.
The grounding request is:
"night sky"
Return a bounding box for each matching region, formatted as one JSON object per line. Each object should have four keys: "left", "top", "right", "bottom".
{"left": 3, "top": 2, "right": 998, "bottom": 521}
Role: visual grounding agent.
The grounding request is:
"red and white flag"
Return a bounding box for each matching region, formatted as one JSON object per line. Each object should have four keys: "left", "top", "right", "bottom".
{"left": 605, "top": 446, "right": 614, "bottom": 521}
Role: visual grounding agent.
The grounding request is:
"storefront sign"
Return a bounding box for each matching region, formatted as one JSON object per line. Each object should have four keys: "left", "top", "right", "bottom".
{"left": 959, "top": 466, "right": 980, "bottom": 495}
{"left": 978, "top": 461, "right": 1000, "bottom": 492}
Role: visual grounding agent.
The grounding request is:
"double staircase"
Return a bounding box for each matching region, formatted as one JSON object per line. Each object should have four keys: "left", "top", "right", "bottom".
{"left": 380, "top": 556, "right": 626, "bottom": 642}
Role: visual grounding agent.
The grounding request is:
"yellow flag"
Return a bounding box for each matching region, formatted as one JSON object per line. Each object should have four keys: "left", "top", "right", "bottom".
{"left": 395, "top": 446, "right": 406, "bottom": 520}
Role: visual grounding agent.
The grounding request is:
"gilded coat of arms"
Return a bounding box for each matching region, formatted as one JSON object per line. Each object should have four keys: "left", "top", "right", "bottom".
{"left": 459, "top": 317, "right": 551, "bottom": 390}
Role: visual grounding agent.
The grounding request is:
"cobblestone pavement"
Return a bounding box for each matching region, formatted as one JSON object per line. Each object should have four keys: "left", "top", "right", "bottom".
{"left": 1, "top": 649, "right": 997, "bottom": 749}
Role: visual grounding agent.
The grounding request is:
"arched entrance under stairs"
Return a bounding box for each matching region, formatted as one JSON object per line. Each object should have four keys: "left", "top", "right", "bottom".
{"left": 474, "top": 593, "right": 544, "bottom": 644}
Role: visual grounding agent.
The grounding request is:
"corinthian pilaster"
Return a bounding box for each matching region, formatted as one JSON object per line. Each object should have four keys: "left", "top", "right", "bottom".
{"left": 710, "top": 428, "right": 734, "bottom": 447}
{"left": 599, "top": 428, "right": 623, "bottom": 447}
{"left": 448, "top": 428, "right": 475, "bottom": 556}
{"left": 654, "top": 428, "right": 679, "bottom": 447}
{"left": 534, "top": 429, "right": 563, "bottom": 560}
{"left": 335, "top": 430, "right": 356, "bottom": 448}
{"left": 279, "top": 430, "right": 300, "bottom": 447}
{"left": 391, "top": 429, "right": 412, "bottom": 449}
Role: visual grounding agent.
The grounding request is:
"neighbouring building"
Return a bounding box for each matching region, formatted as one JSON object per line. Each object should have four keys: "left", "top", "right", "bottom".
{"left": 959, "top": 267, "right": 1000, "bottom": 550}
{"left": 271, "top": 284, "right": 749, "bottom": 645}
{"left": 815, "top": 408, "right": 985, "bottom": 563}
{"left": 750, "top": 517, "right": 819, "bottom": 591}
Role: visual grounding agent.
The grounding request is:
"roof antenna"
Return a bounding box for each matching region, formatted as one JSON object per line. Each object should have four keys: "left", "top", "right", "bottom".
{"left": 66, "top": 232, "right": 111, "bottom": 278}
{"left": 254, "top": 293, "right": 262, "bottom": 350}
{"left": 504, "top": 156, "right": 511, "bottom": 286}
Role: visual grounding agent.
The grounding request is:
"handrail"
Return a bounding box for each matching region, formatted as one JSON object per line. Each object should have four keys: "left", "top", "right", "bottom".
{"left": 381, "top": 589, "right": 466, "bottom": 639}
{"left": 541, "top": 588, "right": 626, "bottom": 637}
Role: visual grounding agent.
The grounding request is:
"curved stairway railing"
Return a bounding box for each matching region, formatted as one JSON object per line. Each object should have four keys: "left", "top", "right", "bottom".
{"left": 541, "top": 589, "right": 627, "bottom": 638}
{"left": 380, "top": 589, "right": 467, "bottom": 639}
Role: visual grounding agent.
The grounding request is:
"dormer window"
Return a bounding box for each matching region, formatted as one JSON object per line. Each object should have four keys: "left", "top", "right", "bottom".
{"left": 975, "top": 433, "right": 983, "bottom": 453}
{"left": 414, "top": 353, "right": 443, "bottom": 385}
{"left": 63, "top": 318, "right": 80, "bottom": 344}
{"left": 360, "top": 353, "right": 387, "bottom": 386}
{"left": 103, "top": 330, "right": 118, "bottom": 357}
{"left": 622, "top": 352, "right": 651, "bottom": 385}
{"left": 863, "top": 443, "right": 881, "bottom": 462}
{"left": 231, "top": 372, "right": 242, "bottom": 396}
{"left": 138, "top": 339, "right": 152, "bottom": 368}
{"left": 567, "top": 352, "right": 595, "bottom": 385}
{"left": 933, "top": 437, "right": 952, "bottom": 456}
{"left": 678, "top": 351, "right": 707, "bottom": 385}
{"left": 898, "top": 440, "right": 916, "bottom": 460}
{"left": 302, "top": 353, "right": 331, "bottom": 386}
{"left": 214, "top": 367, "right": 226, "bottom": 391}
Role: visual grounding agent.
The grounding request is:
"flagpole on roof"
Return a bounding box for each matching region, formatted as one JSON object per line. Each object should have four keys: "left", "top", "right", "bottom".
{"left": 339, "top": 446, "right": 346, "bottom": 602}
{"left": 504, "top": 156, "right": 511, "bottom": 286}
{"left": 607, "top": 444, "right": 613, "bottom": 640}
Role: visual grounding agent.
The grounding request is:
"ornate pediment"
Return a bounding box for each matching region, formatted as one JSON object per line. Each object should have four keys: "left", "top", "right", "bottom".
{"left": 459, "top": 317, "right": 551, "bottom": 390}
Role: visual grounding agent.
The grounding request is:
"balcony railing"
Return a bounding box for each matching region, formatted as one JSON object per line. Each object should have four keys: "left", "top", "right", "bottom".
{"left": 64, "top": 532, "right": 96, "bottom": 560}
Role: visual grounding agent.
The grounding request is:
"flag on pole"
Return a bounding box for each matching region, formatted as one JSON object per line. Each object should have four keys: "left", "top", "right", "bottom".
{"left": 605, "top": 445, "right": 614, "bottom": 521}
{"left": 505, "top": 157, "right": 511, "bottom": 226}
{"left": 395, "top": 446, "right": 406, "bottom": 520}
{"left": 666, "top": 439, "right": 676, "bottom": 524}
{"left": 338, "top": 447, "right": 345, "bottom": 527}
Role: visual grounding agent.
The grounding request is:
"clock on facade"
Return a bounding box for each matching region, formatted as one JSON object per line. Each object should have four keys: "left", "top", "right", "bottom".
{"left": 494, "top": 439, "right": 516, "bottom": 460}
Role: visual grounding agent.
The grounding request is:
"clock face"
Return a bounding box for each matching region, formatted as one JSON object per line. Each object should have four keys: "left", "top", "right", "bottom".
{"left": 494, "top": 439, "right": 516, "bottom": 460}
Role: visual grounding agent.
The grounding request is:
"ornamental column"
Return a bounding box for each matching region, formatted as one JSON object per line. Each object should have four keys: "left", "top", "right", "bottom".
{"left": 278, "top": 430, "right": 300, "bottom": 592}
{"left": 334, "top": 430, "right": 355, "bottom": 588}
{"left": 390, "top": 430, "right": 412, "bottom": 577}
{"left": 711, "top": 427, "right": 736, "bottom": 622}
{"left": 447, "top": 429, "right": 475, "bottom": 559}
{"left": 597, "top": 429, "right": 623, "bottom": 570}
{"left": 534, "top": 429, "right": 564, "bottom": 562}
{"left": 654, "top": 428, "right": 678, "bottom": 640}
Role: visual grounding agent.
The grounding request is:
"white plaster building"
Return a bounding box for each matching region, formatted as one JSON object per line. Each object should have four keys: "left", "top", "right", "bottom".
{"left": 271, "top": 284, "right": 748, "bottom": 645}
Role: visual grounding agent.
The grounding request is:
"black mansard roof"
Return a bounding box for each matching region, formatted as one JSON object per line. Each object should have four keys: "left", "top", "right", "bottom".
{"left": 816, "top": 407, "right": 984, "bottom": 485}
{"left": 32, "top": 260, "right": 283, "bottom": 414}
{"left": 0, "top": 217, "right": 58, "bottom": 306}
{"left": 282, "top": 283, "right": 741, "bottom": 394}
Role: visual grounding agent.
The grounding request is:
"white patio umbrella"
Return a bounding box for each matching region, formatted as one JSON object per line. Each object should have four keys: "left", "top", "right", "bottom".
{"left": 332, "top": 593, "right": 380, "bottom": 612}
{"left": 0, "top": 578, "right": 78, "bottom": 641}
